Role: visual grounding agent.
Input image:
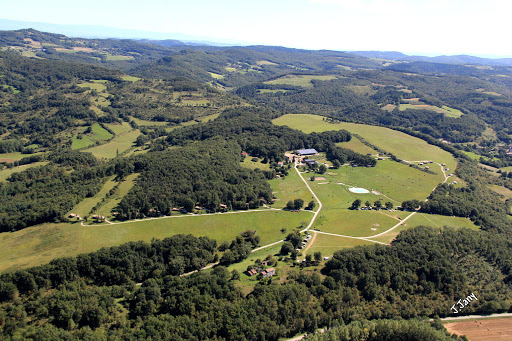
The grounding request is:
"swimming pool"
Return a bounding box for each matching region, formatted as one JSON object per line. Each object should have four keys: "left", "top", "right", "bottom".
{"left": 348, "top": 187, "right": 370, "bottom": 194}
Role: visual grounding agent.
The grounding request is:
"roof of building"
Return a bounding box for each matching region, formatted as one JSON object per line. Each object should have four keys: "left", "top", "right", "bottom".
{"left": 296, "top": 148, "right": 318, "bottom": 155}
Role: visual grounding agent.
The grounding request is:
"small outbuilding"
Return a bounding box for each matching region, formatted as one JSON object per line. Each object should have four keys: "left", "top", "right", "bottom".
{"left": 260, "top": 268, "right": 276, "bottom": 277}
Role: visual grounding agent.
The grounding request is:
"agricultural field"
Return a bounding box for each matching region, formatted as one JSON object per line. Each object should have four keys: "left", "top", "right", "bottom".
{"left": 71, "top": 123, "right": 113, "bottom": 150}
{"left": 129, "top": 117, "right": 170, "bottom": 127}
{"left": 273, "top": 114, "right": 457, "bottom": 170}
{"left": 399, "top": 103, "right": 464, "bottom": 118}
{"left": 264, "top": 75, "right": 338, "bottom": 88}
{"left": 444, "top": 317, "right": 512, "bottom": 341}
{"left": 105, "top": 121, "right": 133, "bottom": 135}
{"left": 489, "top": 185, "right": 512, "bottom": 201}
{"left": 0, "top": 152, "right": 30, "bottom": 162}
{"left": 77, "top": 80, "right": 108, "bottom": 92}
{"left": 337, "top": 137, "right": 377, "bottom": 155}
{"left": 305, "top": 233, "right": 374, "bottom": 257}
{"left": 83, "top": 129, "right": 140, "bottom": 159}
{"left": 120, "top": 75, "right": 141, "bottom": 82}
{"left": 67, "top": 176, "right": 118, "bottom": 218}
{"left": 0, "top": 162, "right": 48, "bottom": 182}
{"left": 372, "top": 213, "right": 479, "bottom": 244}
{"left": 0, "top": 210, "right": 310, "bottom": 272}
{"left": 93, "top": 173, "right": 139, "bottom": 219}
{"left": 269, "top": 169, "right": 315, "bottom": 209}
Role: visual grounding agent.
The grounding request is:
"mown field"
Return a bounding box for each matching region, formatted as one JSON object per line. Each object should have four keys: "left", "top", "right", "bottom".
{"left": 305, "top": 233, "right": 374, "bottom": 257}
{"left": 264, "top": 75, "right": 338, "bottom": 88}
{"left": 269, "top": 168, "right": 315, "bottom": 209}
{"left": 273, "top": 114, "right": 457, "bottom": 170}
{"left": 0, "top": 210, "right": 311, "bottom": 272}
{"left": 84, "top": 129, "right": 140, "bottom": 159}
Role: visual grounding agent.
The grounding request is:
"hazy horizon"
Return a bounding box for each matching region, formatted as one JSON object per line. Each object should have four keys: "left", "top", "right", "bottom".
{"left": 1, "top": 0, "right": 511, "bottom": 58}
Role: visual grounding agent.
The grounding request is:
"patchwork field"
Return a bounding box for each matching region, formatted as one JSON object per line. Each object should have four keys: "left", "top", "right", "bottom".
{"left": 444, "top": 317, "right": 512, "bottom": 341}
{"left": 0, "top": 210, "right": 310, "bottom": 272}
{"left": 84, "top": 129, "right": 140, "bottom": 159}
{"left": 273, "top": 114, "right": 457, "bottom": 170}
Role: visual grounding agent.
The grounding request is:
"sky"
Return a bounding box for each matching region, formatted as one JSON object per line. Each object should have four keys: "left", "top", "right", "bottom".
{"left": 1, "top": 0, "right": 511, "bottom": 57}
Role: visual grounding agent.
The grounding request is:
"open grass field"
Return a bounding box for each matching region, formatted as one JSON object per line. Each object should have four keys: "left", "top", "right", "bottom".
{"left": 68, "top": 176, "right": 118, "bottom": 217}
{"left": 269, "top": 170, "right": 315, "bottom": 209}
{"left": 258, "top": 89, "right": 291, "bottom": 94}
{"left": 489, "top": 185, "right": 512, "bottom": 201}
{"left": 462, "top": 151, "right": 482, "bottom": 161}
{"left": 0, "top": 162, "right": 48, "bottom": 182}
{"left": 78, "top": 81, "right": 107, "bottom": 92}
{"left": 105, "top": 121, "right": 133, "bottom": 135}
{"left": 121, "top": 75, "right": 141, "bottom": 82}
{"left": 306, "top": 233, "right": 374, "bottom": 257}
{"left": 2, "top": 84, "right": 20, "bottom": 93}
{"left": 130, "top": 117, "right": 170, "bottom": 127}
{"left": 71, "top": 135, "right": 95, "bottom": 149}
{"left": 84, "top": 129, "right": 140, "bottom": 159}
{"left": 0, "top": 152, "right": 30, "bottom": 162}
{"left": 94, "top": 173, "right": 139, "bottom": 218}
{"left": 256, "top": 60, "right": 278, "bottom": 65}
{"left": 91, "top": 123, "right": 114, "bottom": 140}
{"left": 240, "top": 157, "right": 272, "bottom": 171}
{"left": 273, "top": 114, "right": 457, "bottom": 170}
{"left": 399, "top": 103, "right": 463, "bottom": 117}
{"left": 208, "top": 72, "right": 224, "bottom": 79}
{"left": 264, "top": 75, "right": 337, "bottom": 88}
{"left": 337, "top": 137, "right": 376, "bottom": 155}
{"left": 372, "top": 213, "right": 479, "bottom": 244}
{"left": 105, "top": 53, "right": 134, "bottom": 61}
{"left": 444, "top": 317, "right": 512, "bottom": 341}
{"left": 0, "top": 210, "right": 311, "bottom": 272}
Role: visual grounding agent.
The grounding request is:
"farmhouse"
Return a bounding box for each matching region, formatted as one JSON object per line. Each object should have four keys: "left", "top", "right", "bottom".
{"left": 260, "top": 268, "right": 275, "bottom": 277}
{"left": 296, "top": 148, "right": 318, "bottom": 156}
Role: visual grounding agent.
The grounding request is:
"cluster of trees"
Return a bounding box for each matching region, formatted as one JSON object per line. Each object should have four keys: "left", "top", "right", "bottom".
{"left": 116, "top": 139, "right": 274, "bottom": 219}
{"left": 351, "top": 199, "right": 394, "bottom": 210}
{"left": 304, "top": 319, "right": 463, "bottom": 341}
{"left": 420, "top": 160, "right": 512, "bottom": 234}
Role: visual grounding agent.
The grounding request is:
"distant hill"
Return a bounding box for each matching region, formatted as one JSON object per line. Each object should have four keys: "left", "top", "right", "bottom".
{"left": 352, "top": 50, "right": 512, "bottom": 67}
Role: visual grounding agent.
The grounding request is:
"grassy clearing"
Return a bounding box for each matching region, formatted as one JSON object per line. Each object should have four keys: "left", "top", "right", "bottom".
{"left": 372, "top": 213, "right": 479, "bottom": 244}
{"left": 265, "top": 75, "right": 337, "bottom": 88}
{"left": 208, "top": 72, "right": 224, "bottom": 79}
{"left": 68, "top": 176, "right": 118, "bottom": 217}
{"left": 130, "top": 117, "right": 169, "bottom": 127}
{"left": 306, "top": 233, "right": 374, "bottom": 257}
{"left": 78, "top": 82, "right": 107, "bottom": 92}
{"left": 258, "top": 89, "right": 291, "bottom": 94}
{"left": 71, "top": 135, "right": 95, "bottom": 149}
{"left": 84, "top": 129, "right": 140, "bottom": 159}
{"left": 94, "top": 173, "right": 139, "bottom": 218}
{"left": 0, "top": 210, "right": 310, "bottom": 272}
{"left": 105, "top": 121, "right": 133, "bottom": 135}
{"left": 0, "top": 152, "right": 29, "bottom": 162}
{"left": 2, "top": 84, "right": 20, "bottom": 93}
{"left": 240, "top": 157, "right": 271, "bottom": 171}
{"left": 462, "top": 151, "right": 482, "bottom": 160}
{"left": 0, "top": 162, "right": 48, "bottom": 182}
{"left": 91, "top": 123, "right": 113, "bottom": 140}
{"left": 121, "top": 75, "right": 141, "bottom": 82}
{"left": 105, "top": 53, "right": 134, "bottom": 61}
{"left": 269, "top": 170, "right": 314, "bottom": 209}
{"left": 337, "top": 137, "right": 376, "bottom": 155}
{"left": 489, "top": 185, "right": 512, "bottom": 200}
{"left": 256, "top": 60, "right": 278, "bottom": 66}
{"left": 273, "top": 114, "right": 456, "bottom": 170}
{"left": 399, "top": 103, "right": 463, "bottom": 117}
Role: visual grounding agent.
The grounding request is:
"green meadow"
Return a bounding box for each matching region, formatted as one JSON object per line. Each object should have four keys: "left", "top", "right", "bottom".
{"left": 0, "top": 210, "right": 310, "bottom": 272}
{"left": 273, "top": 114, "right": 457, "bottom": 170}
{"left": 269, "top": 169, "right": 315, "bottom": 209}
{"left": 84, "top": 129, "right": 140, "bottom": 159}
{"left": 264, "top": 75, "right": 337, "bottom": 88}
